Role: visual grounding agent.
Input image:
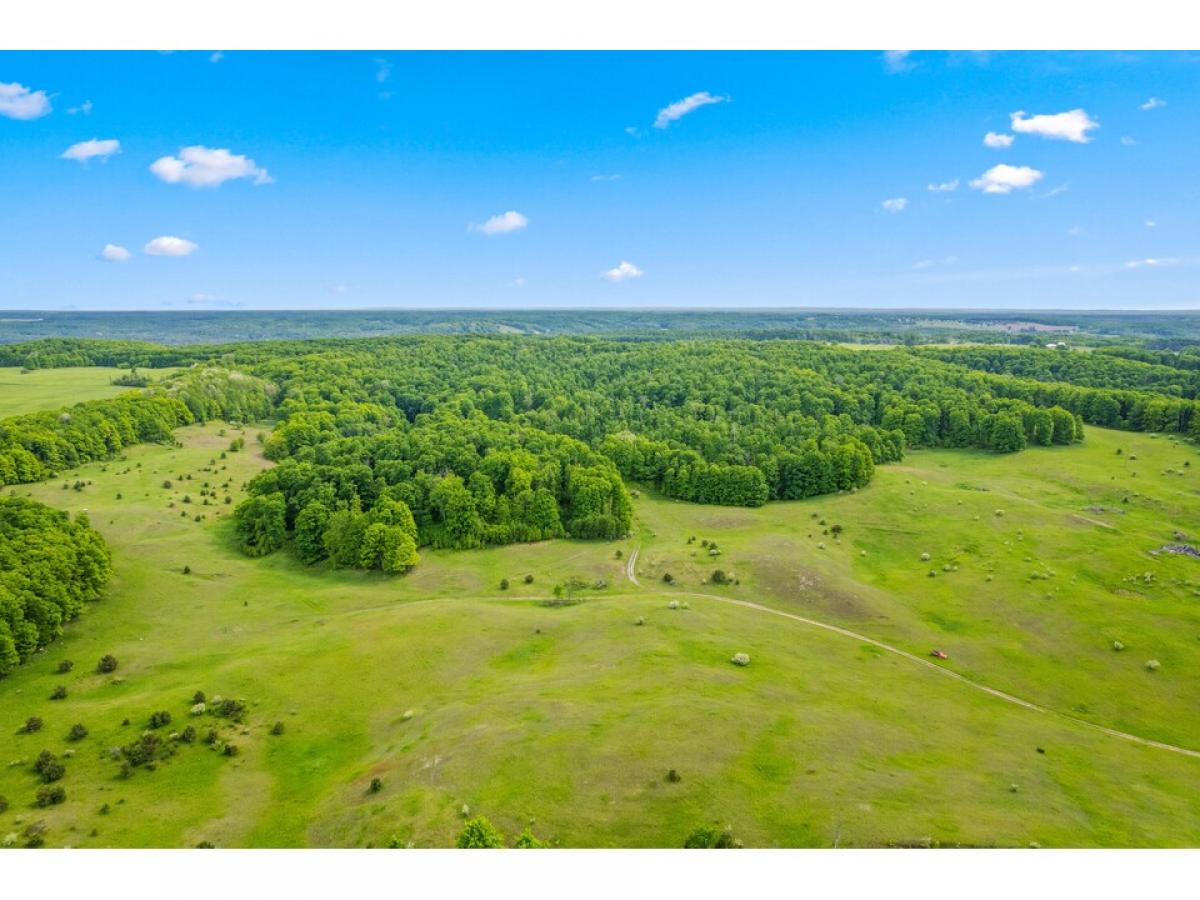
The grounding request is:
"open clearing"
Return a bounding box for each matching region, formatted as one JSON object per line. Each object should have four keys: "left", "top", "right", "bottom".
{"left": 0, "top": 366, "right": 181, "bottom": 419}
{"left": 2, "top": 420, "right": 1199, "bottom": 847}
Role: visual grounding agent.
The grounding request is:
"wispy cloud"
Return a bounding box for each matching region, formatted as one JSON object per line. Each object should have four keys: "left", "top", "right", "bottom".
{"left": 654, "top": 91, "right": 728, "bottom": 129}
{"left": 881, "top": 197, "right": 908, "bottom": 213}
{"left": 970, "top": 164, "right": 1044, "bottom": 194}
{"left": 1140, "top": 96, "right": 1166, "bottom": 111}
{"left": 144, "top": 236, "right": 198, "bottom": 257}
{"left": 882, "top": 50, "right": 915, "bottom": 74}
{"left": 1125, "top": 257, "right": 1177, "bottom": 269}
{"left": 209, "top": 51, "right": 224, "bottom": 64}
{"left": 590, "top": 174, "right": 622, "bottom": 182}
{"left": 470, "top": 210, "right": 529, "bottom": 236}
{"left": 927, "top": 179, "right": 959, "bottom": 193}
{"left": 374, "top": 58, "right": 392, "bottom": 83}
{"left": 1039, "top": 182, "right": 1070, "bottom": 199}
{"left": 0, "top": 81, "right": 51, "bottom": 120}
{"left": 1010, "top": 108, "right": 1099, "bottom": 143}
{"left": 61, "top": 138, "right": 121, "bottom": 163}
{"left": 66, "top": 100, "right": 93, "bottom": 116}
{"left": 150, "top": 145, "right": 272, "bottom": 188}
{"left": 602, "top": 261, "right": 644, "bottom": 282}
{"left": 983, "top": 131, "right": 1014, "bottom": 149}
{"left": 100, "top": 243, "right": 131, "bottom": 262}
{"left": 1121, "top": 135, "right": 1137, "bottom": 146}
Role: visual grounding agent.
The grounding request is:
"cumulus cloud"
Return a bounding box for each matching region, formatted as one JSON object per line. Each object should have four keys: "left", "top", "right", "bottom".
{"left": 1145, "top": 219, "right": 1156, "bottom": 228}
{"left": 61, "top": 138, "right": 121, "bottom": 163}
{"left": 470, "top": 210, "right": 529, "bottom": 236}
{"left": 1140, "top": 97, "right": 1166, "bottom": 110}
{"left": 983, "top": 131, "right": 1014, "bottom": 148}
{"left": 970, "top": 164, "right": 1045, "bottom": 194}
{"left": 602, "top": 261, "right": 644, "bottom": 282}
{"left": 144, "top": 236, "right": 198, "bottom": 256}
{"left": 66, "top": 100, "right": 93, "bottom": 116}
{"left": 0, "top": 81, "right": 52, "bottom": 120}
{"left": 1125, "top": 257, "right": 1177, "bottom": 269}
{"left": 150, "top": 145, "right": 272, "bottom": 188}
{"left": 881, "top": 197, "right": 908, "bottom": 213}
{"left": 653, "top": 91, "right": 728, "bottom": 129}
{"left": 927, "top": 179, "right": 959, "bottom": 193}
{"left": 882, "top": 50, "right": 915, "bottom": 73}
{"left": 1010, "top": 108, "right": 1098, "bottom": 143}
{"left": 100, "top": 243, "right": 131, "bottom": 262}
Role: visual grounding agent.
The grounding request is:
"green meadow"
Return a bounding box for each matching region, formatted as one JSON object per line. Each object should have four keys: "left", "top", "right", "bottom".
{"left": 2, "top": 412, "right": 1199, "bottom": 847}
{"left": 0, "top": 367, "right": 181, "bottom": 419}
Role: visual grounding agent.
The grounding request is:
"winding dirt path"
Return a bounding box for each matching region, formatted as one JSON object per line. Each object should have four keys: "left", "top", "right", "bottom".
{"left": 625, "top": 544, "right": 1200, "bottom": 760}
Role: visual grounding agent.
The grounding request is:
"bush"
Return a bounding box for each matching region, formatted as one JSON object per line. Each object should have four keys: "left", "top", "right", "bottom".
{"left": 97, "top": 654, "right": 119, "bottom": 674}
{"left": 1145, "top": 659, "right": 1161, "bottom": 672}
{"left": 270, "top": 721, "right": 285, "bottom": 735}
{"left": 730, "top": 652, "right": 751, "bottom": 667}
{"left": 56, "top": 660, "right": 74, "bottom": 674}
{"left": 222, "top": 743, "right": 239, "bottom": 757}
{"left": 190, "top": 702, "right": 207, "bottom": 715}
{"left": 457, "top": 816, "right": 504, "bottom": 849}
{"left": 1112, "top": 640, "right": 1125, "bottom": 652}
{"left": 50, "top": 685, "right": 67, "bottom": 700}
{"left": 67, "top": 723, "right": 88, "bottom": 742}
{"left": 667, "top": 769, "right": 682, "bottom": 783}
{"left": 499, "top": 578, "right": 509, "bottom": 591}
{"left": 711, "top": 569, "right": 730, "bottom": 585}
{"left": 684, "top": 825, "right": 741, "bottom": 849}
{"left": 36, "top": 785, "right": 66, "bottom": 807}
{"left": 179, "top": 725, "right": 197, "bottom": 743}
{"left": 213, "top": 698, "right": 246, "bottom": 721}
{"left": 121, "top": 733, "right": 164, "bottom": 767}
{"left": 192, "top": 690, "right": 206, "bottom": 704}
{"left": 920, "top": 552, "right": 931, "bottom": 561}
{"left": 513, "top": 828, "right": 548, "bottom": 848}
{"left": 34, "top": 750, "right": 65, "bottom": 783}
{"left": 523, "top": 574, "right": 534, "bottom": 584}
{"left": 369, "top": 777, "right": 383, "bottom": 794}
{"left": 148, "top": 710, "right": 172, "bottom": 729}
{"left": 0, "top": 795, "right": 7, "bottom": 814}
{"left": 21, "top": 716, "right": 43, "bottom": 733}
{"left": 662, "top": 573, "right": 674, "bottom": 584}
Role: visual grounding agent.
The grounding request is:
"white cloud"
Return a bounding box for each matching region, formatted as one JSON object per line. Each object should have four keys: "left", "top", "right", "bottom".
{"left": 602, "top": 261, "right": 644, "bottom": 282}
{"left": 374, "top": 58, "right": 392, "bottom": 83}
{"left": 209, "top": 51, "right": 224, "bottom": 64}
{"left": 912, "top": 260, "right": 934, "bottom": 269}
{"left": 1140, "top": 97, "right": 1166, "bottom": 111}
{"left": 470, "top": 210, "right": 529, "bottom": 236}
{"left": 510, "top": 276, "right": 526, "bottom": 288}
{"left": 61, "top": 138, "right": 121, "bottom": 163}
{"left": 927, "top": 179, "right": 959, "bottom": 193}
{"left": 150, "top": 145, "right": 272, "bottom": 188}
{"left": 1067, "top": 225, "right": 1083, "bottom": 237}
{"left": 969, "top": 164, "right": 1045, "bottom": 194}
{"left": 882, "top": 50, "right": 915, "bottom": 74}
{"left": 881, "top": 197, "right": 908, "bottom": 213}
{"left": 0, "top": 81, "right": 52, "bottom": 120}
{"left": 1121, "top": 135, "right": 1137, "bottom": 146}
{"left": 590, "top": 174, "right": 622, "bottom": 182}
{"left": 624, "top": 126, "right": 639, "bottom": 137}
{"left": 327, "top": 284, "right": 351, "bottom": 295}
{"left": 983, "top": 131, "right": 1014, "bottom": 149}
{"left": 1145, "top": 219, "right": 1157, "bottom": 228}
{"left": 1126, "top": 257, "right": 1177, "bottom": 269}
{"left": 653, "top": 91, "right": 728, "bottom": 129}
{"left": 66, "top": 100, "right": 93, "bottom": 116}
{"left": 1040, "top": 182, "right": 1070, "bottom": 199}
{"left": 188, "top": 293, "right": 217, "bottom": 304}
{"left": 1010, "top": 108, "right": 1099, "bottom": 143}
{"left": 144, "top": 236, "right": 198, "bottom": 257}
{"left": 100, "top": 243, "right": 131, "bottom": 262}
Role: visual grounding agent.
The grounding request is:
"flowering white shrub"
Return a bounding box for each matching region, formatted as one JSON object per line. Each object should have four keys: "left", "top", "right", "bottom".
{"left": 730, "top": 653, "right": 750, "bottom": 667}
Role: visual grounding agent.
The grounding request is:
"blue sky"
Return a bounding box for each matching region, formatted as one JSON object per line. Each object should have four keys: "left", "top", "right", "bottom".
{"left": 0, "top": 50, "right": 1196, "bottom": 310}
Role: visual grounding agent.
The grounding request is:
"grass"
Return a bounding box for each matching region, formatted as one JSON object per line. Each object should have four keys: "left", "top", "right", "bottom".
{"left": 1, "top": 419, "right": 1199, "bottom": 848}
{"left": 0, "top": 366, "right": 181, "bottom": 418}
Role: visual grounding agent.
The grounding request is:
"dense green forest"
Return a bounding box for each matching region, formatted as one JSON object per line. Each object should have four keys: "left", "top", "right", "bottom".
{"left": 0, "top": 498, "right": 111, "bottom": 677}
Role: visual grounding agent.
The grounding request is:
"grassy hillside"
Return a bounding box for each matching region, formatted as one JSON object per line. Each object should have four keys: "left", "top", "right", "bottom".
{"left": 0, "top": 366, "right": 180, "bottom": 418}
{"left": 1, "top": 419, "right": 1198, "bottom": 848}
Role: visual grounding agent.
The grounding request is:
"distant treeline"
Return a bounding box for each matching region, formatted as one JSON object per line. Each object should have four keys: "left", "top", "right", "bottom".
{"left": 0, "top": 498, "right": 111, "bottom": 677}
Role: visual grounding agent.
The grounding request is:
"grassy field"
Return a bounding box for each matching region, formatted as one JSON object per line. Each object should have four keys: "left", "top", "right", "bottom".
{"left": 1, "top": 419, "right": 1199, "bottom": 848}
{"left": 0, "top": 366, "right": 181, "bottom": 418}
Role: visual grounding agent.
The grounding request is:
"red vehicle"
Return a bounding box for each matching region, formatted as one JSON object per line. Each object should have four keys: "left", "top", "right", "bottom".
{"left": 930, "top": 649, "right": 949, "bottom": 660}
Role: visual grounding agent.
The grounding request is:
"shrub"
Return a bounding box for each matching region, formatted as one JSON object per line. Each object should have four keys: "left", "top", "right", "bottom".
{"left": 56, "top": 660, "right": 74, "bottom": 674}
{"left": 667, "top": 769, "right": 682, "bottom": 783}
{"left": 50, "top": 685, "right": 67, "bottom": 700}
{"left": 684, "top": 825, "right": 741, "bottom": 849}
{"left": 190, "top": 702, "right": 207, "bottom": 716}
{"left": 711, "top": 569, "right": 730, "bottom": 585}
{"left": 668, "top": 600, "right": 679, "bottom": 610}
{"left": 0, "top": 795, "right": 7, "bottom": 814}
{"left": 270, "top": 721, "right": 285, "bottom": 736}
{"left": 1145, "top": 659, "right": 1161, "bottom": 672}
{"left": 1112, "top": 640, "right": 1125, "bottom": 652}
{"left": 67, "top": 723, "right": 88, "bottom": 742}
{"left": 662, "top": 573, "right": 674, "bottom": 584}
{"left": 148, "top": 710, "right": 172, "bottom": 729}
{"left": 730, "top": 652, "right": 751, "bottom": 667}
{"left": 635, "top": 616, "right": 645, "bottom": 626}
{"left": 499, "top": 578, "right": 509, "bottom": 591}
{"left": 513, "top": 828, "right": 548, "bottom": 848}
{"left": 34, "top": 750, "right": 65, "bottom": 783}
{"left": 213, "top": 698, "right": 246, "bottom": 721}
{"left": 523, "top": 574, "right": 534, "bottom": 584}
{"left": 121, "top": 733, "right": 164, "bottom": 767}
{"left": 97, "top": 655, "right": 118, "bottom": 674}
{"left": 182, "top": 565, "right": 191, "bottom": 575}
{"left": 179, "top": 725, "right": 196, "bottom": 743}
{"left": 369, "top": 777, "right": 383, "bottom": 794}
{"left": 36, "top": 785, "right": 66, "bottom": 808}
{"left": 193, "top": 690, "right": 206, "bottom": 704}
{"left": 920, "top": 552, "right": 931, "bottom": 561}
{"left": 222, "top": 743, "right": 239, "bottom": 757}
{"left": 457, "top": 816, "right": 504, "bottom": 849}
{"left": 21, "top": 716, "right": 43, "bottom": 733}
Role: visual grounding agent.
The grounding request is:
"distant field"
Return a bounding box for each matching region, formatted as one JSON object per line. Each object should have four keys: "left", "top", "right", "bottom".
{"left": 0, "top": 366, "right": 180, "bottom": 418}
{"left": 2, "top": 418, "right": 1198, "bottom": 848}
